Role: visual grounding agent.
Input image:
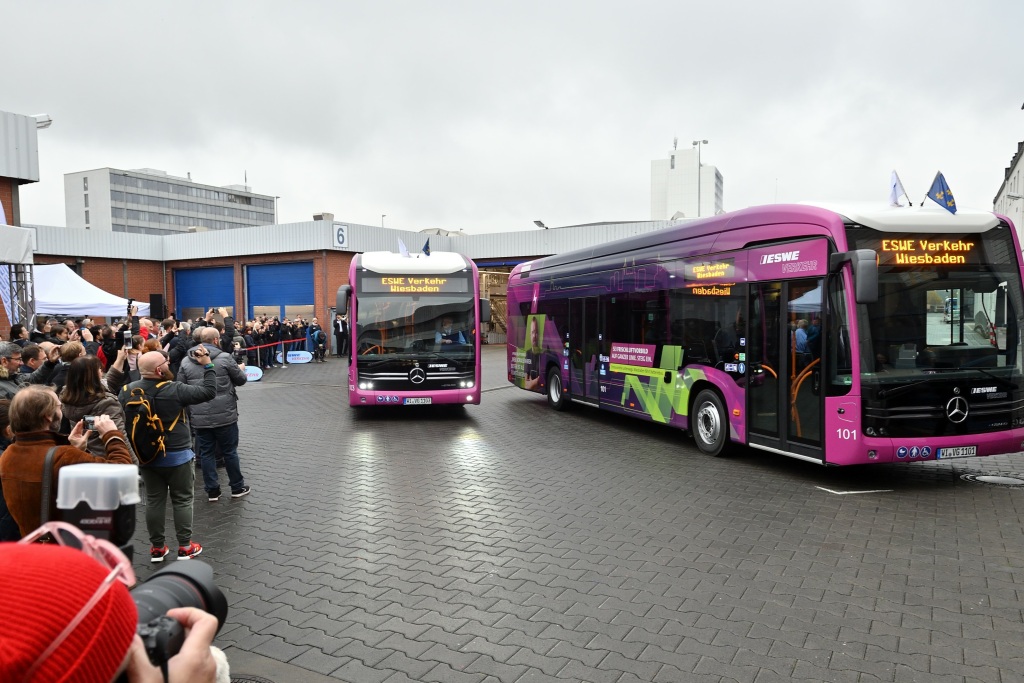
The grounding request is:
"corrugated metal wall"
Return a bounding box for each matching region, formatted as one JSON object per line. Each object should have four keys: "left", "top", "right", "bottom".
{"left": 0, "top": 111, "right": 40, "bottom": 182}
{"left": 29, "top": 219, "right": 685, "bottom": 263}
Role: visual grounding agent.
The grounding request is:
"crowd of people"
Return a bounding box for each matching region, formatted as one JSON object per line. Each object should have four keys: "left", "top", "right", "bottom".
{"left": 0, "top": 307, "right": 260, "bottom": 680}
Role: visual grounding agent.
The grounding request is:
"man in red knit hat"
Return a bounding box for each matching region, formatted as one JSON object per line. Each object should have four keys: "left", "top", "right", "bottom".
{"left": 0, "top": 522, "right": 224, "bottom": 682}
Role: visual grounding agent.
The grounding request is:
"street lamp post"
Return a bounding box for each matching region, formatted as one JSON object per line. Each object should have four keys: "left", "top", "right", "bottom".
{"left": 692, "top": 139, "right": 708, "bottom": 217}
{"left": 382, "top": 214, "right": 386, "bottom": 228}
{"left": 274, "top": 196, "right": 279, "bottom": 224}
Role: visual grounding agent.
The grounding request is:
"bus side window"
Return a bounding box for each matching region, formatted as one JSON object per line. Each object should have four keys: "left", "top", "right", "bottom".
{"left": 827, "top": 274, "right": 854, "bottom": 395}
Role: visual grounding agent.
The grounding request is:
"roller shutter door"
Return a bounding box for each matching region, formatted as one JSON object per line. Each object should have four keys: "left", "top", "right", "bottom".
{"left": 247, "top": 262, "right": 314, "bottom": 318}
{"left": 174, "top": 267, "right": 235, "bottom": 320}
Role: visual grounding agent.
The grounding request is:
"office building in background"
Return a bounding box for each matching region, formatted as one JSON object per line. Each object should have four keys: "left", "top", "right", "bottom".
{"left": 64, "top": 167, "right": 276, "bottom": 235}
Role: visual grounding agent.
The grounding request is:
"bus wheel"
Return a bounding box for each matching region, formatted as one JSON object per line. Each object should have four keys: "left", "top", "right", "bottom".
{"left": 692, "top": 389, "right": 728, "bottom": 456}
{"left": 547, "top": 368, "right": 568, "bottom": 411}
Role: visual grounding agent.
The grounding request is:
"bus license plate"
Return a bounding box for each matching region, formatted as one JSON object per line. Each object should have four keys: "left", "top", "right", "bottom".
{"left": 936, "top": 446, "right": 977, "bottom": 459}
{"left": 404, "top": 398, "right": 432, "bottom": 405}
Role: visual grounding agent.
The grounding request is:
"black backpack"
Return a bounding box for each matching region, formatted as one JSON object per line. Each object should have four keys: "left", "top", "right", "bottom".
{"left": 122, "top": 382, "right": 184, "bottom": 465}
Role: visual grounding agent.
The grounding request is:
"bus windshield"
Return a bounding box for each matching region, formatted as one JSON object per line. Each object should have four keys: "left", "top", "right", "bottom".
{"left": 355, "top": 294, "right": 476, "bottom": 359}
{"left": 846, "top": 225, "right": 1024, "bottom": 386}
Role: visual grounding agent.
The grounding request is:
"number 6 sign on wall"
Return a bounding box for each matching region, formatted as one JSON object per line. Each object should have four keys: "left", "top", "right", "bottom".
{"left": 333, "top": 224, "right": 348, "bottom": 249}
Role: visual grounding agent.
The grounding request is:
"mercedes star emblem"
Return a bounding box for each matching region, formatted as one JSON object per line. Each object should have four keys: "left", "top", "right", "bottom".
{"left": 946, "top": 396, "right": 968, "bottom": 423}
{"left": 409, "top": 367, "right": 426, "bottom": 384}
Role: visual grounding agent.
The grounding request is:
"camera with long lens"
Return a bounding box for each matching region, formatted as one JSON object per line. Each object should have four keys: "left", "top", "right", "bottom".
{"left": 130, "top": 561, "right": 228, "bottom": 669}
{"left": 57, "top": 465, "right": 228, "bottom": 675}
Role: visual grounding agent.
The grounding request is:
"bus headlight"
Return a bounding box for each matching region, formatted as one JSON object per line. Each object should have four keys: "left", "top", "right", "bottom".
{"left": 466, "top": 395, "right": 474, "bottom": 402}
{"left": 358, "top": 382, "right": 374, "bottom": 390}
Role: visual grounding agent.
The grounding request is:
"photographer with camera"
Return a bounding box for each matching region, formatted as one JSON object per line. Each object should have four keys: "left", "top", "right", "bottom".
{"left": 0, "top": 341, "right": 61, "bottom": 401}
{"left": 0, "top": 521, "right": 228, "bottom": 682}
{"left": 0, "top": 387, "right": 132, "bottom": 537}
{"left": 178, "top": 328, "right": 249, "bottom": 503}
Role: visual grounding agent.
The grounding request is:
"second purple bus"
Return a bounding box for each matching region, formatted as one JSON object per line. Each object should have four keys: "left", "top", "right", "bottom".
{"left": 507, "top": 203, "right": 1024, "bottom": 466}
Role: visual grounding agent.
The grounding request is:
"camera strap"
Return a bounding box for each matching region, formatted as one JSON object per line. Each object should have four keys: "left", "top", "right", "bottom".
{"left": 39, "top": 446, "right": 58, "bottom": 524}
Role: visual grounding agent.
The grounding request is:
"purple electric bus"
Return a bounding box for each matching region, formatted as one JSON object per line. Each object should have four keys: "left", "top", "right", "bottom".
{"left": 337, "top": 250, "right": 490, "bottom": 407}
{"left": 507, "top": 203, "right": 1024, "bottom": 466}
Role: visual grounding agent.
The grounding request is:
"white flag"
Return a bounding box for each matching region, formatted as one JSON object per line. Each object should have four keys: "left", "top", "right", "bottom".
{"left": 397, "top": 238, "right": 411, "bottom": 258}
{"left": 889, "top": 170, "right": 908, "bottom": 207}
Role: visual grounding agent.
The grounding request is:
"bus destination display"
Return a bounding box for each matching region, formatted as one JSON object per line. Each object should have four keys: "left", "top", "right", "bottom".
{"left": 361, "top": 276, "right": 469, "bottom": 294}
{"left": 879, "top": 238, "right": 976, "bottom": 265}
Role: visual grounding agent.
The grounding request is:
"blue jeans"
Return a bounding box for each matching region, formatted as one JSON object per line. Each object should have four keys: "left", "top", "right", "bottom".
{"left": 195, "top": 423, "right": 246, "bottom": 494}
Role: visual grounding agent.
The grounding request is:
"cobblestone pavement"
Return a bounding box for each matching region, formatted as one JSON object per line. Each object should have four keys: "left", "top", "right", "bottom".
{"left": 132, "top": 346, "right": 1024, "bottom": 682}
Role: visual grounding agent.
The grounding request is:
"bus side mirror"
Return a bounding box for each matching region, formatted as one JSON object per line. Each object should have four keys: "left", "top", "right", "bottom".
{"left": 830, "top": 249, "right": 877, "bottom": 304}
{"left": 480, "top": 298, "right": 491, "bottom": 324}
{"left": 336, "top": 284, "right": 351, "bottom": 314}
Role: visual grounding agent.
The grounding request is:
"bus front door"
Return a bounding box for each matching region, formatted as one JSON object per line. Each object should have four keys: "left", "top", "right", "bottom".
{"left": 747, "top": 281, "right": 824, "bottom": 461}
{"left": 569, "top": 297, "right": 601, "bottom": 405}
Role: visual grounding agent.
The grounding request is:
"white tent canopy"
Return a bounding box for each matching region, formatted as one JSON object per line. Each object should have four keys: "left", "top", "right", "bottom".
{"left": 33, "top": 263, "right": 151, "bottom": 318}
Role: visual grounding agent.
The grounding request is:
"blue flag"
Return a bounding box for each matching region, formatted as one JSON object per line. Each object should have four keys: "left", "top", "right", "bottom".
{"left": 927, "top": 172, "right": 957, "bottom": 214}
{"left": 422, "top": 238, "right": 430, "bottom": 256}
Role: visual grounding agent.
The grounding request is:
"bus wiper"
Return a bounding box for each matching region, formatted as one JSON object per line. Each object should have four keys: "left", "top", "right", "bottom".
{"left": 958, "top": 367, "right": 1018, "bottom": 390}
{"left": 877, "top": 378, "right": 939, "bottom": 399}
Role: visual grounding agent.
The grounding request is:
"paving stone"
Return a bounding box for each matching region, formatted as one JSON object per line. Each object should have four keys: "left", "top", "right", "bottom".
{"left": 125, "top": 351, "right": 1024, "bottom": 683}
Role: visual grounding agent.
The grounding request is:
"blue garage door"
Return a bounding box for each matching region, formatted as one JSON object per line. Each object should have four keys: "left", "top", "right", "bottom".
{"left": 175, "top": 267, "right": 235, "bottom": 321}
{"left": 247, "top": 262, "right": 314, "bottom": 320}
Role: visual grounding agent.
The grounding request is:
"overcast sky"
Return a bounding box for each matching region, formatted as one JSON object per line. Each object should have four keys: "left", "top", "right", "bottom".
{"left": 6, "top": 1, "right": 1024, "bottom": 234}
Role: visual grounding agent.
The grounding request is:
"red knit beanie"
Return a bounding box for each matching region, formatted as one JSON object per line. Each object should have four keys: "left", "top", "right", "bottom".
{"left": 0, "top": 543, "right": 137, "bottom": 683}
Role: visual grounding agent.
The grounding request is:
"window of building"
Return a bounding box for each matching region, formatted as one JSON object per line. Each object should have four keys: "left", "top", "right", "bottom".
{"left": 83, "top": 194, "right": 89, "bottom": 208}
{"left": 83, "top": 177, "right": 88, "bottom": 191}
{"left": 84, "top": 210, "right": 90, "bottom": 224}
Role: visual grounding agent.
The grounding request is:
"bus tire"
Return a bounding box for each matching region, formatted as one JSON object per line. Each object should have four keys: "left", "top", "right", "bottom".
{"left": 547, "top": 368, "right": 568, "bottom": 411}
{"left": 692, "top": 389, "right": 728, "bottom": 456}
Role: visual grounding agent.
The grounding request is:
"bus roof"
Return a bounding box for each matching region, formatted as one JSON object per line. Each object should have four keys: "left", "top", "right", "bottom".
{"left": 358, "top": 250, "right": 471, "bottom": 274}
{"left": 804, "top": 202, "right": 1002, "bottom": 233}
{"left": 514, "top": 202, "right": 1007, "bottom": 277}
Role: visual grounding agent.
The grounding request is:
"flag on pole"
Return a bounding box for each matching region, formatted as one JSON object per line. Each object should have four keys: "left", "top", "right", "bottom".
{"left": 927, "top": 172, "right": 957, "bottom": 214}
{"left": 422, "top": 238, "right": 430, "bottom": 256}
{"left": 397, "top": 238, "right": 410, "bottom": 258}
{"left": 889, "top": 170, "right": 909, "bottom": 207}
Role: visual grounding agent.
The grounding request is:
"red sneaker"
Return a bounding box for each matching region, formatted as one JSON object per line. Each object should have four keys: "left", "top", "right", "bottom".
{"left": 177, "top": 541, "right": 203, "bottom": 560}
{"left": 150, "top": 545, "right": 170, "bottom": 563}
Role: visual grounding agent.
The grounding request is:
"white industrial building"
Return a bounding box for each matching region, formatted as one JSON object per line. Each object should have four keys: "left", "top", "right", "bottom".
{"left": 993, "top": 141, "right": 1024, "bottom": 243}
{"left": 650, "top": 141, "right": 723, "bottom": 220}
{"left": 64, "top": 167, "right": 276, "bottom": 235}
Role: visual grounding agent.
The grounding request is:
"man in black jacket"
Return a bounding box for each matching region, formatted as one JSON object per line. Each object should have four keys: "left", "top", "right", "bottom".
{"left": 334, "top": 313, "right": 349, "bottom": 358}
{"left": 119, "top": 349, "right": 217, "bottom": 561}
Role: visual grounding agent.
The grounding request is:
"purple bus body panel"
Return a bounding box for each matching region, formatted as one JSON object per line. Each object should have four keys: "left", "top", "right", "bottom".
{"left": 747, "top": 240, "right": 830, "bottom": 280}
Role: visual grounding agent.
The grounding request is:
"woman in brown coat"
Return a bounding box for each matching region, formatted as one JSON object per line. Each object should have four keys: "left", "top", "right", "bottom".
{"left": 0, "top": 385, "right": 132, "bottom": 536}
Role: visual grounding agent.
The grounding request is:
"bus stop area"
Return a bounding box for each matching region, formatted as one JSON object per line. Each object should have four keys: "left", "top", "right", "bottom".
{"left": 141, "top": 346, "right": 1024, "bottom": 683}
